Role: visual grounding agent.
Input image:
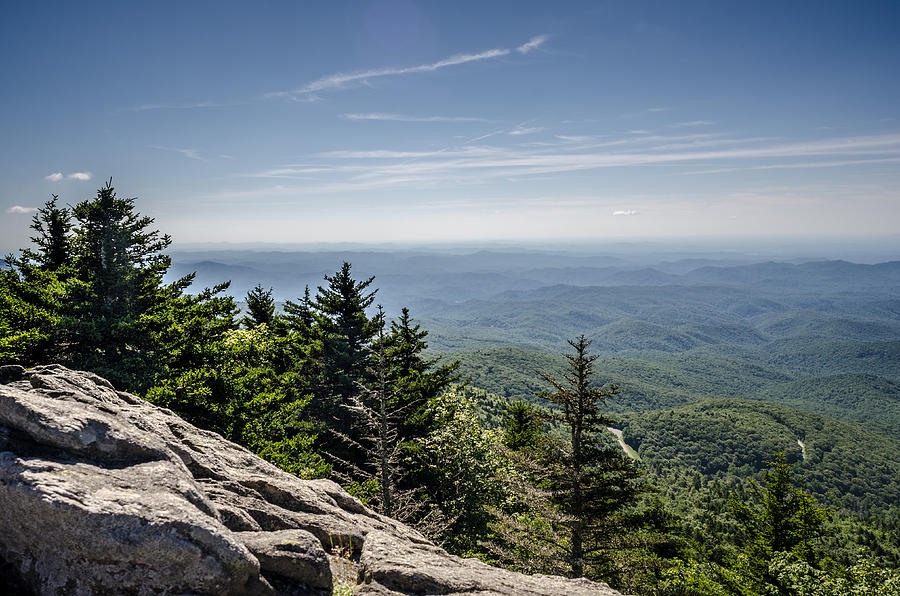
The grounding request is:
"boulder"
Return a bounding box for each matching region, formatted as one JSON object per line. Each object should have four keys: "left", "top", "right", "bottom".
{"left": 0, "top": 364, "right": 622, "bottom": 595}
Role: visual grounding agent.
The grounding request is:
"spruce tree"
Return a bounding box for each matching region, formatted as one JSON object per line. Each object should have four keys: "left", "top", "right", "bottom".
{"left": 23, "top": 195, "right": 73, "bottom": 272}
{"left": 242, "top": 284, "right": 276, "bottom": 328}
{"left": 282, "top": 285, "right": 315, "bottom": 344}
{"left": 62, "top": 179, "right": 192, "bottom": 391}
{"left": 730, "top": 452, "right": 832, "bottom": 588}
{"left": 537, "top": 335, "right": 649, "bottom": 579}
{"left": 382, "top": 307, "right": 459, "bottom": 441}
{"left": 306, "top": 262, "right": 378, "bottom": 482}
{"left": 314, "top": 262, "right": 378, "bottom": 396}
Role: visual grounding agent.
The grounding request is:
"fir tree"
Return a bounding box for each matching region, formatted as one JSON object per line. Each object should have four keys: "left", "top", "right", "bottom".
{"left": 306, "top": 262, "right": 379, "bottom": 483}
{"left": 502, "top": 401, "right": 547, "bottom": 451}
{"left": 61, "top": 179, "right": 193, "bottom": 391}
{"left": 382, "top": 307, "right": 459, "bottom": 441}
{"left": 537, "top": 335, "right": 650, "bottom": 579}
{"left": 242, "top": 284, "right": 276, "bottom": 328}
{"left": 282, "top": 285, "right": 315, "bottom": 344}
{"left": 730, "top": 452, "right": 832, "bottom": 588}
{"left": 23, "top": 195, "right": 73, "bottom": 272}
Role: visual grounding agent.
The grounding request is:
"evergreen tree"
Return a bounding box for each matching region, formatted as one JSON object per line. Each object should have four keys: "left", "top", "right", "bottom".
{"left": 61, "top": 179, "right": 193, "bottom": 391}
{"left": 22, "top": 195, "right": 73, "bottom": 272}
{"left": 537, "top": 335, "right": 650, "bottom": 579}
{"left": 502, "top": 401, "right": 547, "bottom": 451}
{"left": 729, "top": 452, "right": 832, "bottom": 588}
{"left": 314, "top": 262, "right": 378, "bottom": 395}
{"left": 0, "top": 196, "right": 72, "bottom": 364}
{"left": 282, "top": 285, "right": 315, "bottom": 344}
{"left": 0, "top": 264, "right": 63, "bottom": 365}
{"left": 242, "top": 284, "right": 276, "bottom": 329}
{"left": 306, "top": 262, "right": 378, "bottom": 482}
{"left": 382, "top": 307, "right": 460, "bottom": 441}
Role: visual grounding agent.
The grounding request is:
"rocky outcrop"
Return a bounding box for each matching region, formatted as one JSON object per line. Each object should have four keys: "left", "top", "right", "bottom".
{"left": 0, "top": 364, "right": 622, "bottom": 595}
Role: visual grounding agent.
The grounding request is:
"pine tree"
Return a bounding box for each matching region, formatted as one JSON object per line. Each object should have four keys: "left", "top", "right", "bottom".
{"left": 306, "top": 262, "right": 379, "bottom": 483}
{"left": 22, "top": 195, "right": 73, "bottom": 272}
{"left": 537, "top": 335, "right": 650, "bottom": 579}
{"left": 61, "top": 179, "right": 192, "bottom": 391}
{"left": 502, "top": 401, "right": 547, "bottom": 451}
{"left": 730, "top": 452, "right": 832, "bottom": 589}
{"left": 242, "top": 284, "right": 276, "bottom": 328}
{"left": 382, "top": 307, "right": 459, "bottom": 441}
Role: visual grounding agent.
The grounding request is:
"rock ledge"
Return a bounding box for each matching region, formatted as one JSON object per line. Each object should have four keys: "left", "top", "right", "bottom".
{"left": 0, "top": 364, "right": 621, "bottom": 595}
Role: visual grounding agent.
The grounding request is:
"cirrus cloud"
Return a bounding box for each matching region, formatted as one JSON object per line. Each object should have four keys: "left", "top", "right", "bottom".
{"left": 516, "top": 35, "right": 549, "bottom": 54}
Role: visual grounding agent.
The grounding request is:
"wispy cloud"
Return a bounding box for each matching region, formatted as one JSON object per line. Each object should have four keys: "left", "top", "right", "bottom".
{"left": 670, "top": 120, "right": 715, "bottom": 128}
{"left": 508, "top": 125, "right": 545, "bottom": 136}
{"left": 270, "top": 48, "right": 509, "bottom": 100}
{"left": 517, "top": 35, "right": 549, "bottom": 54}
{"left": 269, "top": 36, "right": 543, "bottom": 100}
{"left": 647, "top": 107, "right": 671, "bottom": 113}
{"left": 613, "top": 209, "right": 639, "bottom": 216}
{"left": 125, "top": 101, "right": 231, "bottom": 112}
{"left": 684, "top": 156, "right": 900, "bottom": 174}
{"left": 67, "top": 172, "right": 92, "bottom": 181}
{"left": 149, "top": 146, "right": 207, "bottom": 161}
{"left": 237, "top": 132, "right": 900, "bottom": 197}
{"left": 44, "top": 172, "right": 63, "bottom": 182}
{"left": 341, "top": 112, "right": 491, "bottom": 122}
{"left": 6, "top": 205, "right": 38, "bottom": 214}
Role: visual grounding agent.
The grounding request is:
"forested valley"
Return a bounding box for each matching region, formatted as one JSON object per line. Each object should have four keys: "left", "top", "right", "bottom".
{"left": 2, "top": 183, "right": 899, "bottom": 595}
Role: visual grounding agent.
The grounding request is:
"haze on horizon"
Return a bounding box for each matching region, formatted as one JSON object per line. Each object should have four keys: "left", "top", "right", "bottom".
{"left": 2, "top": 1, "right": 899, "bottom": 252}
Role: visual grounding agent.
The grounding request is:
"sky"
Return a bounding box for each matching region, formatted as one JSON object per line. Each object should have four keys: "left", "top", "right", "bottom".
{"left": 2, "top": 0, "right": 900, "bottom": 251}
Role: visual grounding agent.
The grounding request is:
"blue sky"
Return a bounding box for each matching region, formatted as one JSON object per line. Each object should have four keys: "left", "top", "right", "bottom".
{"left": 2, "top": 1, "right": 899, "bottom": 250}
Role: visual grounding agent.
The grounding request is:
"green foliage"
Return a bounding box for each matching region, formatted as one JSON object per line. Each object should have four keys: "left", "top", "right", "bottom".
{"left": 0, "top": 264, "right": 64, "bottom": 365}
{"left": 622, "top": 399, "right": 900, "bottom": 514}
{"left": 56, "top": 180, "right": 192, "bottom": 391}
{"left": 729, "top": 453, "right": 832, "bottom": 585}
{"left": 242, "top": 284, "right": 276, "bottom": 329}
{"left": 413, "top": 388, "right": 512, "bottom": 554}
{"left": 147, "top": 322, "right": 330, "bottom": 479}
{"left": 21, "top": 195, "right": 73, "bottom": 273}
{"left": 502, "top": 401, "right": 546, "bottom": 450}
{"left": 5, "top": 188, "right": 900, "bottom": 592}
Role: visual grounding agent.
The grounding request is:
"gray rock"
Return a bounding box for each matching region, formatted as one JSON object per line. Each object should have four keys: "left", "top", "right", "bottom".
{"left": 358, "top": 530, "right": 621, "bottom": 595}
{"left": 0, "top": 365, "right": 622, "bottom": 595}
{"left": 237, "top": 529, "right": 332, "bottom": 589}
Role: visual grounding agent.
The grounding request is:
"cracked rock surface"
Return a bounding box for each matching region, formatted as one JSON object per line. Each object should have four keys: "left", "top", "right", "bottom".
{"left": 0, "top": 364, "right": 621, "bottom": 595}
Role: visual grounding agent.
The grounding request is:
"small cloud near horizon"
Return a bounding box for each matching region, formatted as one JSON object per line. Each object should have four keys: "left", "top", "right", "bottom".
{"left": 613, "top": 209, "right": 639, "bottom": 216}
{"left": 6, "top": 205, "right": 38, "bottom": 215}
{"left": 45, "top": 171, "right": 92, "bottom": 181}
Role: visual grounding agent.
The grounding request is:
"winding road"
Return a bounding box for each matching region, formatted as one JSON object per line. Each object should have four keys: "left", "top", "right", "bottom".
{"left": 607, "top": 427, "right": 640, "bottom": 460}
